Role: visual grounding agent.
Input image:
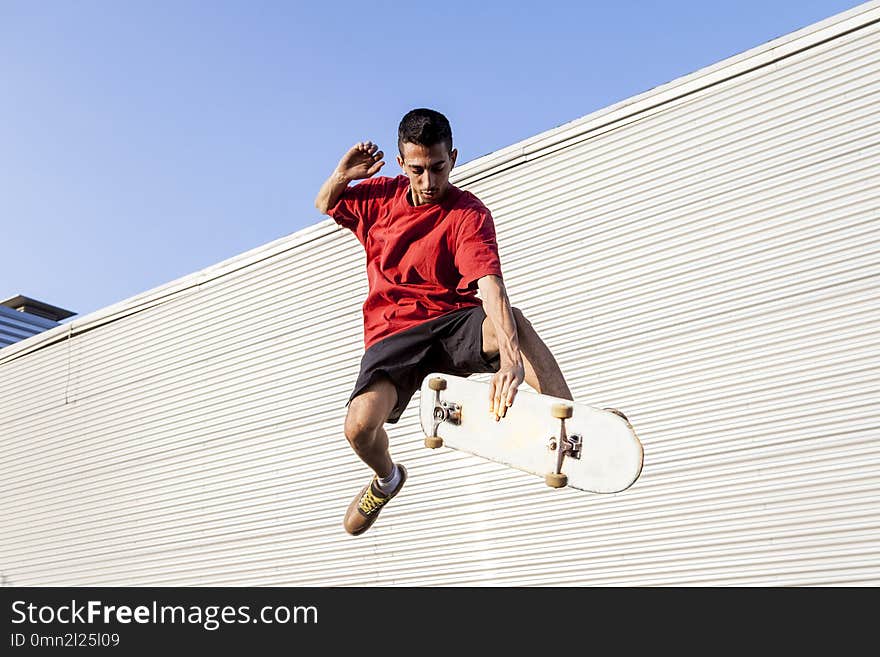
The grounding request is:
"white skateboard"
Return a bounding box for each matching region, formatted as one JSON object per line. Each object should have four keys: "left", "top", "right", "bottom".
{"left": 419, "top": 373, "right": 643, "bottom": 493}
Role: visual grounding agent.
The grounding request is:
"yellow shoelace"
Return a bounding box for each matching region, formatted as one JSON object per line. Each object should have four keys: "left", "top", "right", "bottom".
{"left": 358, "top": 485, "right": 388, "bottom": 516}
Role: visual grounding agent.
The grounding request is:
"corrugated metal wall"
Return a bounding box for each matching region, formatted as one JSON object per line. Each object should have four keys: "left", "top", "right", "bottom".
{"left": 0, "top": 305, "right": 59, "bottom": 348}
{"left": 2, "top": 1, "right": 878, "bottom": 586}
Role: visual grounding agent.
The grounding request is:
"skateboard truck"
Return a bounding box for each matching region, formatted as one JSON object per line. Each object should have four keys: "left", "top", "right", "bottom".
{"left": 425, "top": 377, "right": 460, "bottom": 449}
{"left": 546, "top": 403, "right": 581, "bottom": 488}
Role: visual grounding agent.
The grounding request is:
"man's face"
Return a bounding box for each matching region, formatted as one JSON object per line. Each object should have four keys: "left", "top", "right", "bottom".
{"left": 397, "top": 141, "right": 458, "bottom": 205}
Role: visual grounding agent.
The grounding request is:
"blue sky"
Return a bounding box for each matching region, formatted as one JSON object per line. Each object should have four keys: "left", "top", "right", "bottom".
{"left": 0, "top": 0, "right": 865, "bottom": 320}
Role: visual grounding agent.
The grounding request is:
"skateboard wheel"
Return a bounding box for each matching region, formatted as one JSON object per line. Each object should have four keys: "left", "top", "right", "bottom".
{"left": 425, "top": 436, "right": 444, "bottom": 449}
{"left": 551, "top": 403, "right": 573, "bottom": 419}
{"left": 545, "top": 473, "right": 568, "bottom": 488}
{"left": 428, "top": 377, "right": 447, "bottom": 391}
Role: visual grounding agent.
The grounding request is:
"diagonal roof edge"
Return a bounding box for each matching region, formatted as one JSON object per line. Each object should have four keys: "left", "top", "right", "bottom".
{"left": 0, "top": 219, "right": 340, "bottom": 365}
{"left": 3, "top": 0, "right": 877, "bottom": 367}
{"left": 450, "top": 0, "right": 880, "bottom": 187}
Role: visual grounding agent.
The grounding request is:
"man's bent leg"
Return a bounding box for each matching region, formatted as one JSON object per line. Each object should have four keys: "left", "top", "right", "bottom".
{"left": 342, "top": 376, "right": 408, "bottom": 536}
{"left": 344, "top": 376, "right": 398, "bottom": 478}
{"left": 482, "top": 308, "right": 573, "bottom": 401}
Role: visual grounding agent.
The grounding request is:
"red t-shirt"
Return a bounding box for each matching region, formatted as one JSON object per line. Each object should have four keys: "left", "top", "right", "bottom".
{"left": 329, "top": 175, "right": 503, "bottom": 349}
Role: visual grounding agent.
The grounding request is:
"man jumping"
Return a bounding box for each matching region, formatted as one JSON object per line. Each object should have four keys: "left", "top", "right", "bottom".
{"left": 315, "top": 108, "right": 573, "bottom": 536}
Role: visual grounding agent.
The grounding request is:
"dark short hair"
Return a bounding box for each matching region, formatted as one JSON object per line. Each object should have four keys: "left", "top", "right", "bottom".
{"left": 398, "top": 108, "right": 453, "bottom": 154}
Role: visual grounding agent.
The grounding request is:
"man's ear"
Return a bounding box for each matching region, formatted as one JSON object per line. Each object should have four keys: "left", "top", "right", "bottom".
{"left": 450, "top": 148, "right": 458, "bottom": 168}
{"left": 397, "top": 154, "right": 405, "bottom": 169}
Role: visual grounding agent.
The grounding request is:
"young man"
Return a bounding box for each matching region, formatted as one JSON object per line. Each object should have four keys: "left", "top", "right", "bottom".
{"left": 315, "top": 108, "right": 573, "bottom": 536}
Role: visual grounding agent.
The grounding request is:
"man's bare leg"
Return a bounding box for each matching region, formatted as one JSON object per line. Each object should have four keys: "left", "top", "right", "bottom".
{"left": 343, "top": 377, "right": 398, "bottom": 479}
{"left": 482, "top": 308, "right": 573, "bottom": 401}
{"left": 341, "top": 376, "right": 409, "bottom": 536}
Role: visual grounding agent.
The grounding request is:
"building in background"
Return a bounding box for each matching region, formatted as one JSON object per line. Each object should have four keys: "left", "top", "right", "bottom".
{"left": 1, "top": 2, "right": 878, "bottom": 586}
{"left": 0, "top": 295, "right": 75, "bottom": 349}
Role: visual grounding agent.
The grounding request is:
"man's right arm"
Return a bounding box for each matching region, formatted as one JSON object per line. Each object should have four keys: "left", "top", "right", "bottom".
{"left": 314, "top": 141, "right": 385, "bottom": 215}
{"left": 314, "top": 169, "right": 353, "bottom": 215}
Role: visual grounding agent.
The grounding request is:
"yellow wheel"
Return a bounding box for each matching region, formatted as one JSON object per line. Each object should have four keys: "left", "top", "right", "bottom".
{"left": 428, "top": 377, "right": 447, "bottom": 391}
{"left": 551, "top": 403, "right": 573, "bottom": 419}
{"left": 545, "top": 473, "right": 568, "bottom": 488}
{"left": 424, "top": 436, "right": 444, "bottom": 449}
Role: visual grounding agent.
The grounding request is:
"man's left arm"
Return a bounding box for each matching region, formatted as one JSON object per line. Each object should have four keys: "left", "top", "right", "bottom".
{"left": 477, "top": 275, "right": 525, "bottom": 421}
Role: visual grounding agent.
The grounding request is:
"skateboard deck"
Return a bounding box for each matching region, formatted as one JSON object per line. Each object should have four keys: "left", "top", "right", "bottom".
{"left": 419, "top": 372, "right": 643, "bottom": 493}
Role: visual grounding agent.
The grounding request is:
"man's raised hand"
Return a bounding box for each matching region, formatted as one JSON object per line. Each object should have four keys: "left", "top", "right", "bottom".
{"left": 337, "top": 141, "right": 385, "bottom": 181}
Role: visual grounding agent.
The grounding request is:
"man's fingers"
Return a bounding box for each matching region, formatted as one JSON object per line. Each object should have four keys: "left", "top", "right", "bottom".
{"left": 488, "top": 372, "right": 522, "bottom": 420}
{"left": 488, "top": 366, "right": 525, "bottom": 420}
{"left": 498, "top": 380, "right": 518, "bottom": 419}
{"left": 342, "top": 143, "right": 384, "bottom": 178}
{"left": 491, "top": 378, "right": 506, "bottom": 420}
{"left": 506, "top": 385, "right": 517, "bottom": 407}
{"left": 493, "top": 376, "right": 510, "bottom": 421}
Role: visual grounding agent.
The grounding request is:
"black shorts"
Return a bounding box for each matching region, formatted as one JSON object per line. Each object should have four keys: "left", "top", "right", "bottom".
{"left": 347, "top": 305, "right": 501, "bottom": 424}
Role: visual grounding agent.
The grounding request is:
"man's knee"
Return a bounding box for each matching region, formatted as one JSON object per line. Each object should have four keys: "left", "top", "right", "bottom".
{"left": 344, "top": 377, "right": 397, "bottom": 449}
{"left": 344, "top": 413, "right": 381, "bottom": 451}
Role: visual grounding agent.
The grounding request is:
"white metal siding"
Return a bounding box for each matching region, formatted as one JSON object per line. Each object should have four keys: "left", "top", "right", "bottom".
{"left": 2, "top": 2, "right": 879, "bottom": 586}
